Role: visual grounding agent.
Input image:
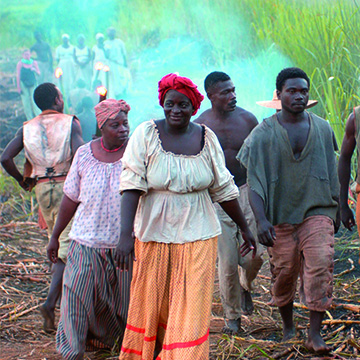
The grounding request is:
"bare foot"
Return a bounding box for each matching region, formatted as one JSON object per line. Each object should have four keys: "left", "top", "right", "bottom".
{"left": 240, "top": 286, "right": 254, "bottom": 315}
{"left": 222, "top": 318, "right": 242, "bottom": 335}
{"left": 282, "top": 326, "right": 296, "bottom": 341}
{"left": 305, "top": 334, "right": 331, "bottom": 354}
{"left": 40, "top": 304, "right": 56, "bottom": 333}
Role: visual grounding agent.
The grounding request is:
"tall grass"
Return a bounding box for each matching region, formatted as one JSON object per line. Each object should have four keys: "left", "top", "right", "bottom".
{"left": 239, "top": 0, "right": 360, "bottom": 144}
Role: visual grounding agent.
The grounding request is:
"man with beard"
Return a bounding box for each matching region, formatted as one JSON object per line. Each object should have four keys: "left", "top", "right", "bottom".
{"left": 238, "top": 67, "right": 339, "bottom": 354}
{"left": 195, "top": 71, "right": 263, "bottom": 334}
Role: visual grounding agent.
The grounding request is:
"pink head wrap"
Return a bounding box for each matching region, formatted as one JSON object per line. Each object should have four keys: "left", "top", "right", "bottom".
{"left": 158, "top": 73, "right": 204, "bottom": 115}
{"left": 94, "top": 99, "right": 131, "bottom": 129}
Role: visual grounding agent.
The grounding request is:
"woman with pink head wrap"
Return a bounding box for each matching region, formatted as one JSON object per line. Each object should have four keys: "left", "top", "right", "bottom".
{"left": 48, "top": 98, "right": 132, "bottom": 359}
{"left": 116, "top": 74, "right": 255, "bottom": 359}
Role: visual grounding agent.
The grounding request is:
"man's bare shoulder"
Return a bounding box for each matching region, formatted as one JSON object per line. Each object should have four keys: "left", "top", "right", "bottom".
{"left": 193, "top": 109, "right": 213, "bottom": 125}
{"left": 233, "top": 107, "right": 258, "bottom": 127}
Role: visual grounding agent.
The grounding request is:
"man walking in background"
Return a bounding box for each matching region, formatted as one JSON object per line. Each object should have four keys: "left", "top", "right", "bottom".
{"left": 1, "top": 83, "right": 83, "bottom": 332}
{"left": 195, "top": 71, "right": 264, "bottom": 334}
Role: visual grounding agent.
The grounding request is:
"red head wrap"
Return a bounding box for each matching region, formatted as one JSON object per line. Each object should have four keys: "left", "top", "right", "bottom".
{"left": 158, "top": 73, "right": 204, "bottom": 115}
{"left": 94, "top": 99, "right": 131, "bottom": 129}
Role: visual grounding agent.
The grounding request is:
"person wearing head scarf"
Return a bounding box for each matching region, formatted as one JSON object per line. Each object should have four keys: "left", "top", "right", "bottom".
{"left": 55, "top": 34, "right": 75, "bottom": 96}
{"left": 47, "top": 99, "right": 132, "bottom": 359}
{"left": 91, "top": 33, "right": 108, "bottom": 89}
{"left": 116, "top": 74, "right": 256, "bottom": 359}
{"left": 104, "top": 26, "right": 130, "bottom": 99}
{"left": 73, "top": 34, "right": 92, "bottom": 89}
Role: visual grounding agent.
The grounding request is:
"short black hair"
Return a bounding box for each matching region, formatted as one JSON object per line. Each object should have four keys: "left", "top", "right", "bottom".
{"left": 33, "top": 83, "right": 59, "bottom": 111}
{"left": 204, "top": 71, "right": 231, "bottom": 93}
{"left": 276, "top": 67, "right": 310, "bottom": 92}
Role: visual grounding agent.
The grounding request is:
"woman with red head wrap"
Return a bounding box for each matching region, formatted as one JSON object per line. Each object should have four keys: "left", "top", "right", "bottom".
{"left": 47, "top": 99, "right": 132, "bottom": 359}
{"left": 116, "top": 74, "right": 255, "bottom": 359}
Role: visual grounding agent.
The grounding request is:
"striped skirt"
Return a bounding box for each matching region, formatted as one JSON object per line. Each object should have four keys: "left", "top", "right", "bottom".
{"left": 56, "top": 240, "right": 132, "bottom": 360}
{"left": 119, "top": 237, "right": 218, "bottom": 360}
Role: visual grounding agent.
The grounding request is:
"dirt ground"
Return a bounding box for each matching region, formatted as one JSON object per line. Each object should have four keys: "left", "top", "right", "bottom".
{"left": 1, "top": 222, "right": 360, "bottom": 360}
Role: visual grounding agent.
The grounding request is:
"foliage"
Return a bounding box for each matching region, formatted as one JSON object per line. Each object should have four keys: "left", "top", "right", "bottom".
{"left": 0, "top": 169, "right": 37, "bottom": 224}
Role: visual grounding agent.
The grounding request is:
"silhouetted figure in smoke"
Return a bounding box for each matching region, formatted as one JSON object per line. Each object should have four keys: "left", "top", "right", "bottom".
{"left": 195, "top": 71, "right": 263, "bottom": 335}
{"left": 68, "top": 79, "right": 95, "bottom": 114}
{"left": 16, "top": 49, "right": 41, "bottom": 120}
{"left": 105, "top": 27, "right": 131, "bottom": 98}
{"left": 77, "top": 97, "right": 97, "bottom": 142}
{"left": 31, "top": 31, "right": 53, "bottom": 84}
{"left": 55, "top": 34, "right": 75, "bottom": 96}
{"left": 91, "top": 33, "right": 107, "bottom": 89}
{"left": 73, "top": 34, "right": 92, "bottom": 90}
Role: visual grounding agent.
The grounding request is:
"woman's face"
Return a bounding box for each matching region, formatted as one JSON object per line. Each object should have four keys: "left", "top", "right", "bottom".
{"left": 23, "top": 50, "right": 31, "bottom": 60}
{"left": 62, "top": 37, "right": 69, "bottom": 46}
{"left": 163, "top": 90, "right": 194, "bottom": 130}
{"left": 101, "top": 111, "right": 130, "bottom": 144}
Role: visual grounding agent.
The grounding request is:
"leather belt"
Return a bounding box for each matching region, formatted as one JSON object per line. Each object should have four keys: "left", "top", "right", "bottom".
{"left": 36, "top": 175, "right": 67, "bottom": 184}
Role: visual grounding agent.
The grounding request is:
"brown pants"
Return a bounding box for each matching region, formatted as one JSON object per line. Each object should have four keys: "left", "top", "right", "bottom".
{"left": 269, "top": 215, "right": 334, "bottom": 312}
{"left": 35, "top": 180, "right": 71, "bottom": 262}
{"left": 215, "top": 184, "right": 265, "bottom": 320}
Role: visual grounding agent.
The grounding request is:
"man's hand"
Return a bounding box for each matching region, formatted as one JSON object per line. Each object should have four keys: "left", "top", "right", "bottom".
{"left": 257, "top": 219, "right": 276, "bottom": 247}
{"left": 239, "top": 229, "right": 256, "bottom": 258}
{"left": 114, "top": 232, "right": 136, "bottom": 271}
{"left": 340, "top": 204, "right": 355, "bottom": 231}
{"left": 18, "top": 179, "right": 30, "bottom": 192}
{"left": 47, "top": 236, "right": 60, "bottom": 263}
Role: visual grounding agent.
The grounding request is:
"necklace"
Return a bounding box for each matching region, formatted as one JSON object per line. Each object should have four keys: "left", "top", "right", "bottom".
{"left": 101, "top": 138, "right": 125, "bottom": 153}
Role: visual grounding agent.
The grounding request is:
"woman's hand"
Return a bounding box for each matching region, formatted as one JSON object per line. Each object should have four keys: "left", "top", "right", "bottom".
{"left": 114, "top": 232, "right": 136, "bottom": 271}
{"left": 239, "top": 229, "right": 256, "bottom": 257}
{"left": 47, "top": 236, "right": 60, "bottom": 263}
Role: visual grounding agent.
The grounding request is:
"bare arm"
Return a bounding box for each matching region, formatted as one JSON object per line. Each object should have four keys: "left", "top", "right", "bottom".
{"left": 338, "top": 112, "right": 356, "bottom": 230}
{"left": 16, "top": 61, "right": 22, "bottom": 93}
{"left": 71, "top": 117, "right": 84, "bottom": 155}
{"left": 32, "top": 60, "right": 40, "bottom": 75}
{"left": 47, "top": 195, "right": 79, "bottom": 263}
{"left": 219, "top": 199, "right": 256, "bottom": 256}
{"left": 248, "top": 187, "right": 276, "bottom": 247}
{"left": 114, "top": 190, "right": 142, "bottom": 270}
{"left": 0, "top": 127, "right": 29, "bottom": 191}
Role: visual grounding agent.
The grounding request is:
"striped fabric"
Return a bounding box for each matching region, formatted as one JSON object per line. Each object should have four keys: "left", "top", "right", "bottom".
{"left": 119, "top": 237, "right": 217, "bottom": 360}
{"left": 56, "top": 240, "right": 132, "bottom": 359}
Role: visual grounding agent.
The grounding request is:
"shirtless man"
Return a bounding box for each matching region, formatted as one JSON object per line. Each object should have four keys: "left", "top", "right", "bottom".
{"left": 238, "top": 67, "right": 339, "bottom": 354}
{"left": 195, "top": 71, "right": 263, "bottom": 334}
{"left": 31, "top": 31, "right": 53, "bottom": 84}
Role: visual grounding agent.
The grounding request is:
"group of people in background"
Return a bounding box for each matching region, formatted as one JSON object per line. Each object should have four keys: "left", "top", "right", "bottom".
{"left": 16, "top": 27, "right": 130, "bottom": 142}
{"left": 1, "top": 65, "right": 357, "bottom": 359}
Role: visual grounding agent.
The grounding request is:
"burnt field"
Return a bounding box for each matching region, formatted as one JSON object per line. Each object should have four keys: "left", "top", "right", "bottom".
{"left": 0, "top": 222, "right": 359, "bottom": 360}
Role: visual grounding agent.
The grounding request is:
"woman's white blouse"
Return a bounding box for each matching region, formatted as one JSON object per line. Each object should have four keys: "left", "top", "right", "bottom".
{"left": 119, "top": 120, "right": 239, "bottom": 244}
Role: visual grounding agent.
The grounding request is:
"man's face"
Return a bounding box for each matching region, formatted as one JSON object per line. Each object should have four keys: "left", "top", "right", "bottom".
{"left": 277, "top": 78, "right": 309, "bottom": 114}
{"left": 208, "top": 80, "right": 237, "bottom": 113}
{"left": 108, "top": 29, "right": 116, "bottom": 40}
{"left": 54, "top": 87, "right": 64, "bottom": 113}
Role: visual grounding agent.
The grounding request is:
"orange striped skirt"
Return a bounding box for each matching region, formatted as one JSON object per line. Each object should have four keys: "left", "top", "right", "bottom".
{"left": 119, "top": 237, "right": 218, "bottom": 360}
